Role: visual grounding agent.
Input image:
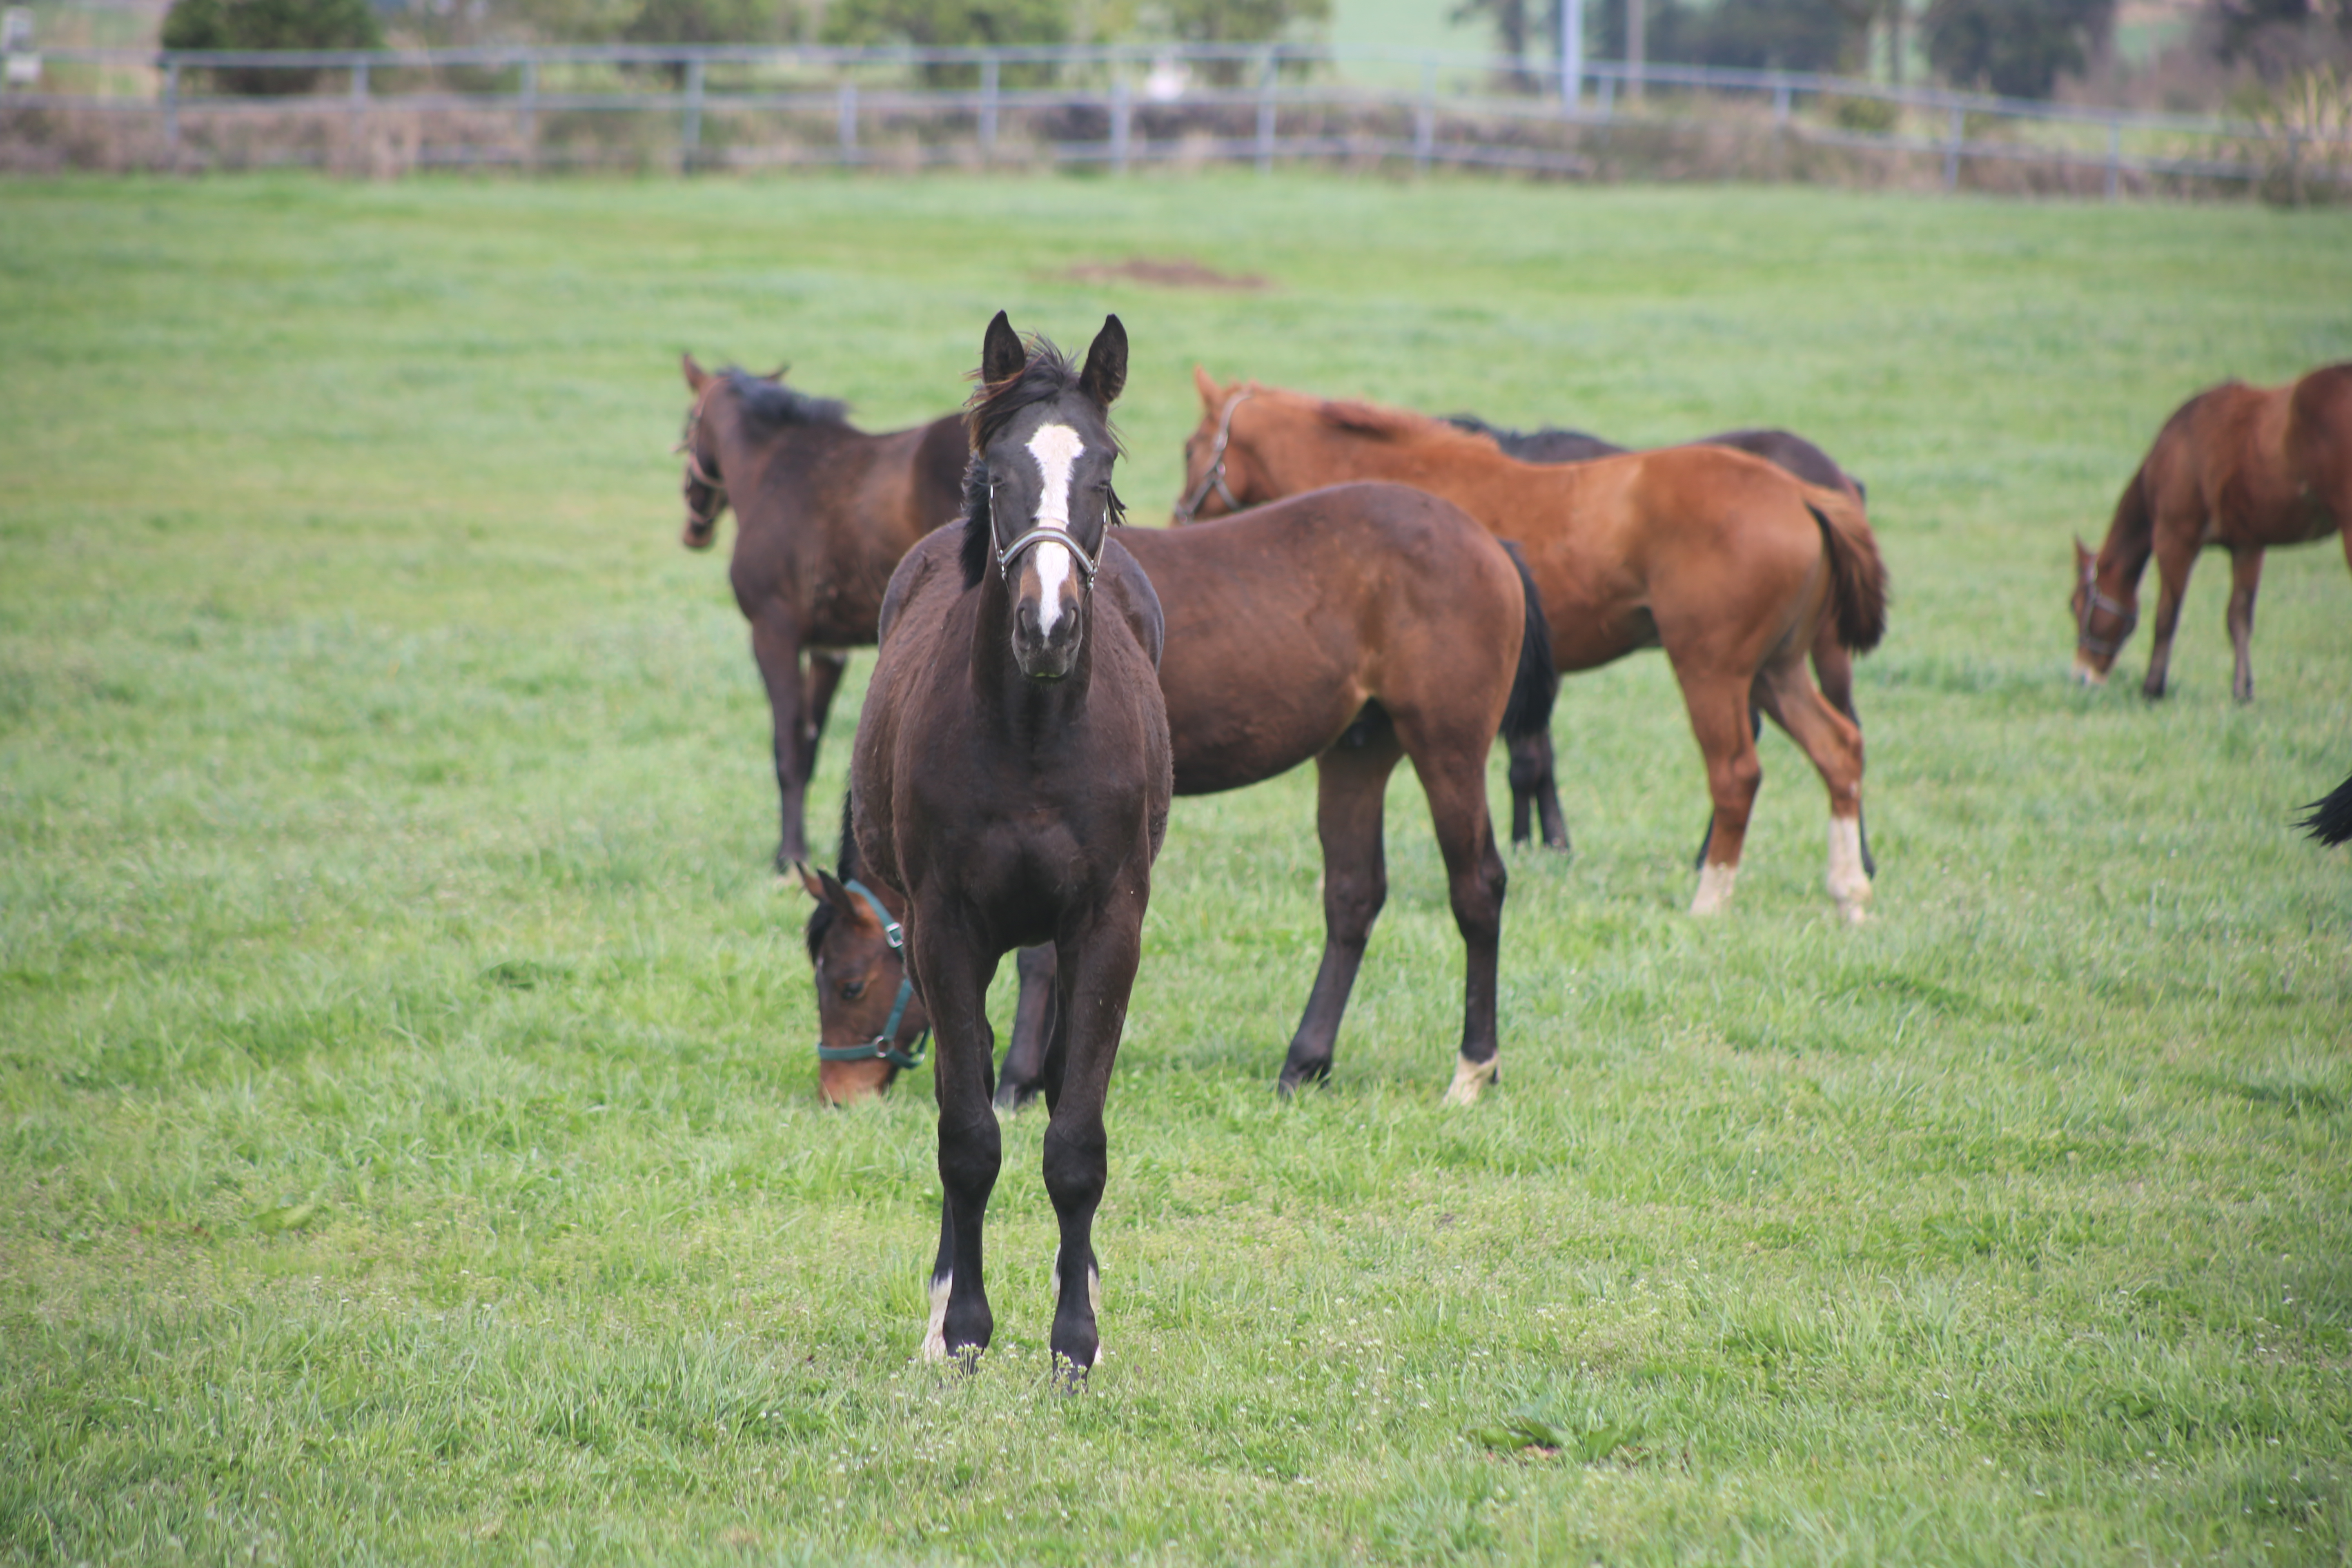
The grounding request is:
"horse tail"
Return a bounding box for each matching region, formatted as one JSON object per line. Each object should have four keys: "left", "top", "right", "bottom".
{"left": 2299, "top": 769, "right": 2352, "bottom": 847}
{"left": 1806, "top": 488, "right": 1890, "bottom": 655}
{"left": 1498, "top": 540, "right": 1557, "bottom": 746}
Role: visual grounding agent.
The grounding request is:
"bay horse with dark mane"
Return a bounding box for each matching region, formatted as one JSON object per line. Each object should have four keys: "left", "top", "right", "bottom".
{"left": 2072, "top": 363, "right": 2350, "bottom": 703}
{"left": 1436, "top": 412, "right": 1870, "bottom": 853}
{"left": 1179, "top": 370, "right": 1890, "bottom": 923}
{"left": 852, "top": 312, "right": 1170, "bottom": 1376}
{"left": 673, "top": 356, "right": 966, "bottom": 868}
{"left": 806, "top": 477, "right": 1555, "bottom": 1108}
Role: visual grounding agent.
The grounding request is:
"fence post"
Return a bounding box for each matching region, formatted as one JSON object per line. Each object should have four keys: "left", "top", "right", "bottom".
{"left": 2105, "top": 113, "right": 2119, "bottom": 201}
{"left": 1254, "top": 49, "right": 1275, "bottom": 173}
{"left": 1943, "top": 102, "right": 1961, "bottom": 189}
{"left": 1110, "top": 73, "right": 1130, "bottom": 173}
{"left": 517, "top": 56, "right": 536, "bottom": 167}
{"left": 1414, "top": 55, "right": 1434, "bottom": 172}
{"left": 348, "top": 58, "right": 369, "bottom": 152}
{"left": 162, "top": 58, "right": 179, "bottom": 154}
{"left": 1559, "top": 0, "right": 1583, "bottom": 111}
{"left": 1772, "top": 75, "right": 1789, "bottom": 126}
{"left": 837, "top": 78, "right": 857, "bottom": 165}
{"left": 979, "top": 54, "right": 997, "bottom": 162}
{"left": 1597, "top": 71, "right": 1613, "bottom": 122}
{"left": 681, "top": 56, "right": 704, "bottom": 172}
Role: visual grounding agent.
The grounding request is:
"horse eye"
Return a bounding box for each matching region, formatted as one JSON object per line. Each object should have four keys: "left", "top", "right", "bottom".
{"left": 839, "top": 980, "right": 866, "bottom": 1000}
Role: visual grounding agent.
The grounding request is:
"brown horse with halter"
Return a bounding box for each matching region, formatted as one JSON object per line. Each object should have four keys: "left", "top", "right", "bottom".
{"left": 1439, "top": 413, "right": 1871, "bottom": 854}
{"left": 673, "top": 356, "right": 966, "bottom": 869}
{"left": 2072, "top": 363, "right": 2350, "bottom": 703}
{"left": 805, "top": 477, "right": 1554, "bottom": 1109}
{"left": 1178, "top": 370, "right": 1889, "bottom": 923}
{"left": 852, "top": 313, "right": 1170, "bottom": 1376}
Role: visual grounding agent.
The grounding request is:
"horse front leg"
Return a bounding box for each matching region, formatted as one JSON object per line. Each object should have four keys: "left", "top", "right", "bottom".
{"left": 993, "top": 944, "right": 1057, "bottom": 1114}
{"left": 909, "top": 918, "right": 1002, "bottom": 1365}
{"left": 1041, "top": 896, "right": 1145, "bottom": 1381}
{"left": 1282, "top": 730, "right": 1403, "bottom": 1094}
{"left": 2225, "top": 547, "right": 2265, "bottom": 704}
{"left": 798, "top": 650, "right": 849, "bottom": 782}
{"left": 750, "top": 610, "right": 812, "bottom": 871}
{"left": 2140, "top": 537, "right": 2195, "bottom": 701}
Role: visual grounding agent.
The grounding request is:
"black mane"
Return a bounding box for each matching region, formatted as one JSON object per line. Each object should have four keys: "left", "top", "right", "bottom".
{"left": 802, "top": 791, "right": 862, "bottom": 962}
{"left": 958, "top": 335, "right": 1126, "bottom": 589}
{"left": 725, "top": 368, "right": 850, "bottom": 433}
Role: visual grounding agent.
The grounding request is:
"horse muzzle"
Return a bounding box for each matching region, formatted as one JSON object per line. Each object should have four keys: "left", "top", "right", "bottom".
{"left": 681, "top": 516, "right": 718, "bottom": 551}
{"left": 2071, "top": 652, "right": 2111, "bottom": 686}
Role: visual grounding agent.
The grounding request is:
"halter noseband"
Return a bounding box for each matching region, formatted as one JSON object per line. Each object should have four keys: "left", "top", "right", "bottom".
{"left": 991, "top": 480, "right": 1109, "bottom": 585}
{"left": 813, "top": 880, "right": 931, "bottom": 1074}
{"left": 2075, "top": 552, "right": 2138, "bottom": 659}
{"left": 1173, "top": 389, "right": 1255, "bottom": 523}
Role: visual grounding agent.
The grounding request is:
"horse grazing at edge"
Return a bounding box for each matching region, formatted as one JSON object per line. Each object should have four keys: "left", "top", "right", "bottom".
{"left": 806, "top": 477, "right": 1556, "bottom": 1109}
{"left": 1439, "top": 413, "right": 1871, "bottom": 854}
{"left": 1179, "top": 370, "right": 1889, "bottom": 924}
{"left": 674, "top": 356, "right": 967, "bottom": 869}
{"left": 851, "top": 312, "right": 1170, "bottom": 1377}
{"left": 2073, "top": 363, "right": 2351, "bottom": 704}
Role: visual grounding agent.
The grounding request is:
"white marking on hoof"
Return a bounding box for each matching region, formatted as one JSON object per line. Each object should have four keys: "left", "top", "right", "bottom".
{"left": 1442, "top": 1054, "right": 1499, "bottom": 1106}
{"left": 1826, "top": 815, "right": 1872, "bottom": 925}
{"left": 1689, "top": 861, "right": 1739, "bottom": 915}
{"left": 921, "top": 1272, "right": 951, "bottom": 1363}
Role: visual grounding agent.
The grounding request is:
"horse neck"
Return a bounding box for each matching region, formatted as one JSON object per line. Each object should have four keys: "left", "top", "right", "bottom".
{"left": 2094, "top": 461, "right": 2158, "bottom": 595}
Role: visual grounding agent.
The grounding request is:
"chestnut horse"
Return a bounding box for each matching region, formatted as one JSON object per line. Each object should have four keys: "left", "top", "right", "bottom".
{"left": 1180, "top": 371, "right": 1889, "bottom": 923}
{"left": 1441, "top": 413, "right": 1871, "bottom": 855}
{"left": 852, "top": 313, "right": 1170, "bottom": 1376}
{"left": 674, "top": 356, "right": 966, "bottom": 869}
{"left": 806, "top": 478, "right": 1555, "bottom": 1107}
{"left": 2072, "top": 363, "right": 2350, "bottom": 704}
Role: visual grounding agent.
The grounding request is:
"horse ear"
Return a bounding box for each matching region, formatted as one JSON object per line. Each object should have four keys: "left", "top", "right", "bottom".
{"left": 2073, "top": 537, "right": 2094, "bottom": 570}
{"left": 682, "top": 353, "right": 708, "bottom": 392}
{"left": 795, "top": 861, "right": 826, "bottom": 902}
{"left": 982, "top": 311, "right": 1025, "bottom": 386}
{"left": 1080, "top": 314, "right": 1128, "bottom": 407}
{"left": 1192, "top": 364, "right": 1222, "bottom": 409}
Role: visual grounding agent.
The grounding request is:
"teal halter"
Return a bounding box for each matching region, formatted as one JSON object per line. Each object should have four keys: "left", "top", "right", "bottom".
{"left": 814, "top": 880, "right": 931, "bottom": 1074}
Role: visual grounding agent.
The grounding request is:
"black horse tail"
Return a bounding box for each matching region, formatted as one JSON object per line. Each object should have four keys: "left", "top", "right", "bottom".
{"left": 1499, "top": 539, "right": 1557, "bottom": 746}
{"left": 2300, "top": 770, "right": 2352, "bottom": 847}
{"left": 1806, "top": 489, "right": 1890, "bottom": 655}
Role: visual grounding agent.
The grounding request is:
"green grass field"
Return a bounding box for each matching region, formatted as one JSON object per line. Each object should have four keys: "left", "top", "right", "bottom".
{"left": 2, "top": 171, "right": 2349, "bottom": 1566}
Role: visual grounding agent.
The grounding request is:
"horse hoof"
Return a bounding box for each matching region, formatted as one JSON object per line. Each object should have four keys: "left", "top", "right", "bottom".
{"left": 1443, "top": 1054, "right": 1499, "bottom": 1106}
{"left": 1689, "top": 862, "right": 1739, "bottom": 916}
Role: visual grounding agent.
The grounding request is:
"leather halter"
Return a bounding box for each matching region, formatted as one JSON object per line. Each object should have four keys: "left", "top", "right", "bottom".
{"left": 991, "top": 483, "right": 1107, "bottom": 585}
{"left": 1173, "top": 389, "right": 1255, "bottom": 523}
{"left": 2076, "top": 552, "right": 2138, "bottom": 659}
{"left": 674, "top": 390, "right": 728, "bottom": 532}
{"left": 814, "top": 880, "right": 930, "bottom": 1073}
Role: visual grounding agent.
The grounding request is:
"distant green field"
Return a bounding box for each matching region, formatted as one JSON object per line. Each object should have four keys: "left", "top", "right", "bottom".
{"left": 2, "top": 172, "right": 2349, "bottom": 1566}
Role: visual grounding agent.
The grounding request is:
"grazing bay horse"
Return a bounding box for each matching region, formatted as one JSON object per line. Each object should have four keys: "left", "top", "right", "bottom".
{"left": 851, "top": 312, "right": 1171, "bottom": 1376}
{"left": 674, "top": 356, "right": 967, "bottom": 868}
{"left": 1441, "top": 413, "right": 1871, "bottom": 853}
{"left": 806, "top": 478, "right": 1555, "bottom": 1107}
{"left": 1180, "top": 371, "right": 1890, "bottom": 924}
{"left": 2072, "top": 363, "right": 2351, "bottom": 703}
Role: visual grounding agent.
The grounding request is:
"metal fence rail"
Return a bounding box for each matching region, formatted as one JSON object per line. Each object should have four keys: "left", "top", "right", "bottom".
{"left": 2, "top": 39, "right": 2343, "bottom": 195}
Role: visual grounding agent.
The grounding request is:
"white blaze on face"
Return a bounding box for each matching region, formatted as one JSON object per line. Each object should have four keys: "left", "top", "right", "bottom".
{"left": 1024, "top": 423, "right": 1087, "bottom": 635}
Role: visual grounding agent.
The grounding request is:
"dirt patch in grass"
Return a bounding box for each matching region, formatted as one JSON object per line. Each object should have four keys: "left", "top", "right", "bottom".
{"left": 1053, "top": 256, "right": 1272, "bottom": 290}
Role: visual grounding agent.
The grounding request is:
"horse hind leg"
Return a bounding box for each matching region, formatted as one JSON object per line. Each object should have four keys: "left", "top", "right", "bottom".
{"left": 1506, "top": 728, "right": 1570, "bottom": 853}
{"left": 1282, "top": 719, "right": 1403, "bottom": 1094}
{"left": 1754, "top": 659, "right": 1870, "bottom": 924}
{"left": 1690, "top": 706, "right": 1765, "bottom": 873}
{"left": 1808, "top": 631, "right": 1873, "bottom": 875}
{"left": 1678, "top": 674, "right": 1764, "bottom": 915}
{"left": 1399, "top": 736, "right": 1508, "bottom": 1105}
{"left": 993, "top": 944, "right": 1057, "bottom": 1114}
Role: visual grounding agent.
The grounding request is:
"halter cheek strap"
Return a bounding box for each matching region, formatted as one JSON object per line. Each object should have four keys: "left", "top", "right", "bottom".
{"left": 813, "top": 880, "right": 930, "bottom": 1073}
{"left": 1174, "top": 388, "right": 1254, "bottom": 523}
{"left": 2076, "top": 556, "right": 2138, "bottom": 659}
{"left": 675, "top": 390, "right": 728, "bottom": 530}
